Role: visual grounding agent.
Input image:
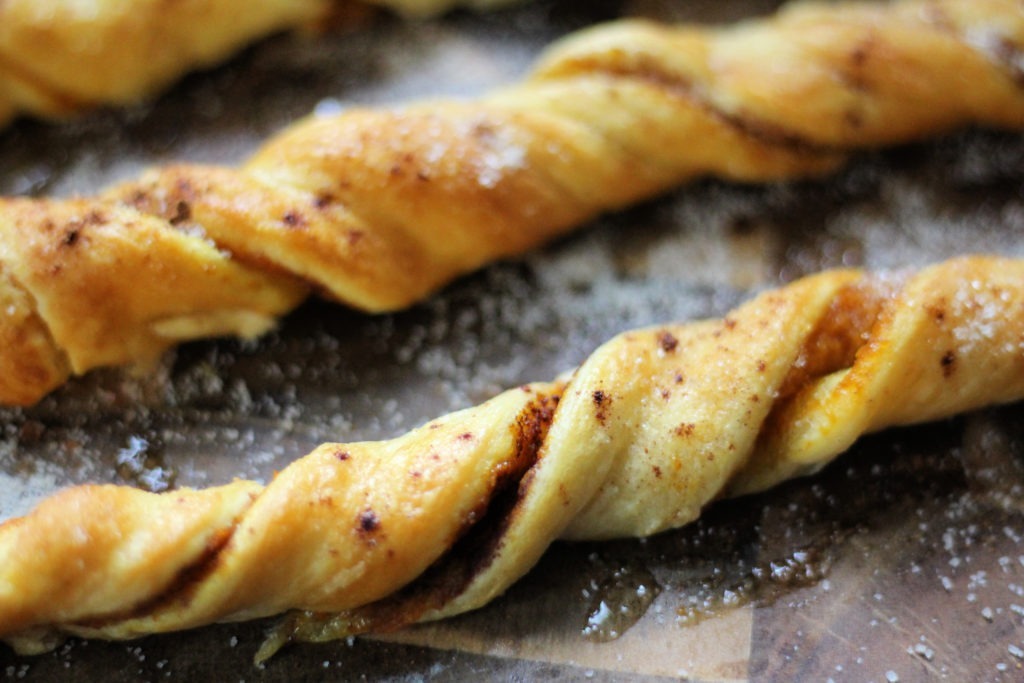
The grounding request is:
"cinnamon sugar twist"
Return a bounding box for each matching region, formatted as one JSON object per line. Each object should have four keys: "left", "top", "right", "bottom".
{"left": 0, "top": 0, "right": 522, "bottom": 126}
{"left": 2, "top": 0, "right": 1023, "bottom": 405}
{"left": 1, "top": 255, "right": 1022, "bottom": 655}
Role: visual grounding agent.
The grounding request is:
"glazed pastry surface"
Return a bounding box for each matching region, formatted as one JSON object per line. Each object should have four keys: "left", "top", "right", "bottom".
{"left": 2, "top": 255, "right": 1022, "bottom": 654}
{"left": 1, "top": 0, "right": 1022, "bottom": 405}
{"left": 0, "top": 0, "right": 526, "bottom": 126}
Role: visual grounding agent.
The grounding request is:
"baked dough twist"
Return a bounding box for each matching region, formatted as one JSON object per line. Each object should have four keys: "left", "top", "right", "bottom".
{"left": 0, "top": 0, "right": 523, "bottom": 127}
{"left": 2, "top": 0, "right": 1023, "bottom": 405}
{"left": 1, "top": 255, "right": 1023, "bottom": 655}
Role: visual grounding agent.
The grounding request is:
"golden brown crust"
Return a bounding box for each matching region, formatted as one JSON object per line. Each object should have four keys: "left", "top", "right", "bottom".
{"left": 0, "top": 0, "right": 530, "bottom": 127}
{"left": 0, "top": 0, "right": 332, "bottom": 123}
{"left": 0, "top": 263, "right": 69, "bottom": 405}
{"left": 0, "top": 197, "right": 308, "bottom": 378}
{"left": 1, "top": 0, "right": 1022, "bottom": 406}
{"left": 1, "top": 255, "right": 1022, "bottom": 652}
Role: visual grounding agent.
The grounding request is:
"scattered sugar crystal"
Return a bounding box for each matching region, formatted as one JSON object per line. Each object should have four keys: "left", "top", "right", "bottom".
{"left": 911, "top": 643, "right": 935, "bottom": 661}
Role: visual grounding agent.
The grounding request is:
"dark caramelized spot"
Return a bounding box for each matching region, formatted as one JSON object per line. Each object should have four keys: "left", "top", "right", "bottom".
{"left": 841, "top": 38, "right": 874, "bottom": 93}
{"left": 83, "top": 210, "right": 106, "bottom": 226}
{"left": 940, "top": 350, "right": 956, "bottom": 378}
{"left": 123, "top": 175, "right": 199, "bottom": 225}
{"left": 282, "top": 210, "right": 306, "bottom": 228}
{"left": 59, "top": 210, "right": 107, "bottom": 247}
{"left": 389, "top": 153, "right": 416, "bottom": 179}
{"left": 658, "top": 331, "right": 679, "bottom": 353}
{"left": 126, "top": 189, "right": 149, "bottom": 208}
{"left": 169, "top": 200, "right": 191, "bottom": 225}
{"left": 334, "top": 450, "right": 350, "bottom": 462}
{"left": 359, "top": 510, "right": 380, "bottom": 535}
{"left": 313, "top": 192, "right": 335, "bottom": 209}
{"left": 592, "top": 389, "right": 610, "bottom": 424}
{"left": 676, "top": 423, "right": 696, "bottom": 437}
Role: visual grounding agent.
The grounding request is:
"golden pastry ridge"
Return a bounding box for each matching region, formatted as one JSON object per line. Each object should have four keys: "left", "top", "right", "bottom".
{"left": 0, "top": 0, "right": 524, "bottom": 126}
{"left": 1, "top": 255, "right": 1022, "bottom": 656}
{"left": 2, "top": 0, "right": 1023, "bottom": 405}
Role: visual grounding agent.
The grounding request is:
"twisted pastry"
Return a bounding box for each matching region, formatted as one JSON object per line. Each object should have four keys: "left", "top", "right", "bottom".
{"left": 0, "top": 0, "right": 525, "bottom": 127}
{"left": 3, "top": 0, "right": 1024, "bottom": 406}
{"left": 1, "top": 255, "right": 1023, "bottom": 655}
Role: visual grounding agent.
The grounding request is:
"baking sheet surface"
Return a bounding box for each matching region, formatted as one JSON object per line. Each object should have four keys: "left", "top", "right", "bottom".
{"left": 1, "top": 1, "right": 1023, "bottom": 680}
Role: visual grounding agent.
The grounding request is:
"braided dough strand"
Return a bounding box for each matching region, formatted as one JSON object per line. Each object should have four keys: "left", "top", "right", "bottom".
{"left": 1, "top": 255, "right": 1022, "bottom": 653}
{"left": 2, "top": 0, "right": 1023, "bottom": 405}
{"left": 0, "top": 0, "right": 330, "bottom": 124}
{"left": 0, "top": 0, "right": 525, "bottom": 126}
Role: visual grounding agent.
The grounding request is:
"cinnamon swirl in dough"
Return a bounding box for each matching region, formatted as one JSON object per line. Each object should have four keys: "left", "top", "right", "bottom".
{"left": 2, "top": 0, "right": 1023, "bottom": 405}
{"left": 1, "top": 255, "right": 1022, "bottom": 654}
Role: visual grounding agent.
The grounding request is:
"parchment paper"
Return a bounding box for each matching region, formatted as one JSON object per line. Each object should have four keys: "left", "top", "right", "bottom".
{"left": 1, "top": 1, "right": 1023, "bottom": 680}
